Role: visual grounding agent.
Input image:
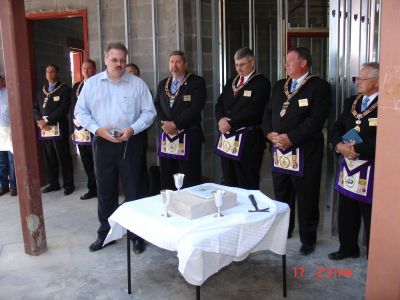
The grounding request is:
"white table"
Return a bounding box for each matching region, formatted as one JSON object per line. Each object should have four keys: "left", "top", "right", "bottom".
{"left": 105, "top": 183, "right": 290, "bottom": 298}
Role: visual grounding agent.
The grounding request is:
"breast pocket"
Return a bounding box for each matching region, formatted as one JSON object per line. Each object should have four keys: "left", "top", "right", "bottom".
{"left": 120, "top": 96, "right": 137, "bottom": 114}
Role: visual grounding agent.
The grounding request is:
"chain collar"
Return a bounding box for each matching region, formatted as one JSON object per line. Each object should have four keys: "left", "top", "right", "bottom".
{"left": 279, "top": 74, "right": 316, "bottom": 117}
{"left": 231, "top": 73, "right": 260, "bottom": 96}
{"left": 42, "top": 82, "right": 65, "bottom": 109}
{"left": 164, "top": 73, "right": 191, "bottom": 101}
{"left": 351, "top": 94, "right": 378, "bottom": 132}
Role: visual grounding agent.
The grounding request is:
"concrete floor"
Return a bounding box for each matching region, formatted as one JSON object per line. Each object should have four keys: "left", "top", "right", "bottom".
{"left": 0, "top": 155, "right": 368, "bottom": 300}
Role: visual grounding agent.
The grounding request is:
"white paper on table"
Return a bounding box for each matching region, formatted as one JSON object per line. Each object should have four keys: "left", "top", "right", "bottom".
{"left": 186, "top": 184, "right": 218, "bottom": 199}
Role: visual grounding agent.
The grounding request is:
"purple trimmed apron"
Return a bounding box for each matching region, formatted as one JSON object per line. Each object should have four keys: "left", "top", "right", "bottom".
{"left": 72, "top": 118, "right": 93, "bottom": 145}
{"left": 215, "top": 127, "right": 248, "bottom": 161}
{"left": 38, "top": 122, "right": 62, "bottom": 140}
{"left": 157, "top": 129, "right": 191, "bottom": 161}
{"left": 335, "top": 157, "right": 374, "bottom": 204}
{"left": 271, "top": 145, "right": 304, "bottom": 176}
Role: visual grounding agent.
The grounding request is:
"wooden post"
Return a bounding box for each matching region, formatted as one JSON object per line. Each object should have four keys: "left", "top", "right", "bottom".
{"left": 366, "top": 0, "right": 400, "bottom": 298}
{"left": 0, "top": 0, "right": 47, "bottom": 255}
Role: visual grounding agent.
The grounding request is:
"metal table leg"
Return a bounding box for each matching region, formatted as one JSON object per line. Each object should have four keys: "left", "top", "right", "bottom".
{"left": 282, "top": 254, "right": 287, "bottom": 297}
{"left": 196, "top": 286, "right": 200, "bottom": 300}
{"left": 127, "top": 230, "right": 132, "bottom": 294}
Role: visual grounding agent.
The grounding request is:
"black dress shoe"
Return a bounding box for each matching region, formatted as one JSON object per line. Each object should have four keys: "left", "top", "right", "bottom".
{"left": 132, "top": 238, "right": 146, "bottom": 254}
{"left": 42, "top": 185, "right": 60, "bottom": 193}
{"left": 328, "top": 251, "right": 360, "bottom": 260}
{"left": 0, "top": 188, "right": 9, "bottom": 196}
{"left": 89, "top": 238, "right": 116, "bottom": 252}
{"left": 0, "top": 188, "right": 10, "bottom": 196}
{"left": 80, "top": 191, "right": 97, "bottom": 200}
{"left": 300, "top": 244, "right": 316, "bottom": 256}
{"left": 10, "top": 188, "right": 17, "bottom": 196}
{"left": 64, "top": 186, "right": 75, "bottom": 196}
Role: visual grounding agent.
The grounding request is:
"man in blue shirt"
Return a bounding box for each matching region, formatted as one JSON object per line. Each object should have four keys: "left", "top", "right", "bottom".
{"left": 0, "top": 74, "right": 17, "bottom": 196}
{"left": 75, "top": 42, "right": 156, "bottom": 253}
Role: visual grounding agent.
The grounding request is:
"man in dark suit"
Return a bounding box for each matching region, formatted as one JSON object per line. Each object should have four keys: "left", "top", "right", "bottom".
{"left": 33, "top": 64, "right": 74, "bottom": 196}
{"left": 328, "top": 62, "right": 379, "bottom": 260}
{"left": 125, "top": 63, "right": 150, "bottom": 198}
{"left": 215, "top": 47, "right": 271, "bottom": 189}
{"left": 71, "top": 59, "right": 97, "bottom": 200}
{"left": 155, "top": 50, "right": 206, "bottom": 190}
{"left": 262, "top": 47, "right": 331, "bottom": 255}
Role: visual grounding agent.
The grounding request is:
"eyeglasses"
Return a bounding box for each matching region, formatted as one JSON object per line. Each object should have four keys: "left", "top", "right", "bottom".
{"left": 355, "top": 77, "right": 376, "bottom": 81}
{"left": 109, "top": 58, "right": 127, "bottom": 65}
{"left": 235, "top": 61, "right": 251, "bottom": 68}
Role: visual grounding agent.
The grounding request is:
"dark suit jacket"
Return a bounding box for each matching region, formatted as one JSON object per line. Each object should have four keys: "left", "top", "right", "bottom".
{"left": 33, "top": 81, "right": 71, "bottom": 136}
{"left": 262, "top": 75, "right": 331, "bottom": 157}
{"left": 331, "top": 95, "right": 378, "bottom": 161}
{"left": 215, "top": 73, "right": 271, "bottom": 130}
{"left": 155, "top": 73, "right": 206, "bottom": 140}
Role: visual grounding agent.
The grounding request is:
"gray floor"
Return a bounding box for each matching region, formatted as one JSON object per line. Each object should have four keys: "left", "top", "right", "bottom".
{"left": 0, "top": 154, "right": 367, "bottom": 300}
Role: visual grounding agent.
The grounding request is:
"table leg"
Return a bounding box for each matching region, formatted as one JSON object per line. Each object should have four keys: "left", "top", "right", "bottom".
{"left": 196, "top": 286, "right": 200, "bottom": 300}
{"left": 127, "top": 230, "right": 132, "bottom": 294}
{"left": 282, "top": 254, "right": 287, "bottom": 297}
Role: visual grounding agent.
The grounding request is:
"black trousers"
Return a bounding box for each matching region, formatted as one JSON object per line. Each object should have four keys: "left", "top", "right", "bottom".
{"left": 272, "top": 139, "right": 324, "bottom": 246}
{"left": 221, "top": 129, "right": 265, "bottom": 190}
{"left": 78, "top": 144, "right": 96, "bottom": 193}
{"left": 159, "top": 131, "right": 203, "bottom": 190}
{"left": 42, "top": 134, "right": 74, "bottom": 188}
{"left": 338, "top": 193, "right": 372, "bottom": 255}
{"left": 137, "top": 130, "right": 149, "bottom": 198}
{"left": 93, "top": 135, "right": 143, "bottom": 240}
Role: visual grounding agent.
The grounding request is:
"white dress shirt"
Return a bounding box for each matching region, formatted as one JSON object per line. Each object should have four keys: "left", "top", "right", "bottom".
{"left": 74, "top": 70, "right": 156, "bottom": 135}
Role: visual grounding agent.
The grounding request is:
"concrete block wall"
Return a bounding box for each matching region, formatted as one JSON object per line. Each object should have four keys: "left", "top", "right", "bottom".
{"left": 0, "top": 0, "right": 217, "bottom": 180}
{"left": 33, "top": 18, "right": 83, "bottom": 87}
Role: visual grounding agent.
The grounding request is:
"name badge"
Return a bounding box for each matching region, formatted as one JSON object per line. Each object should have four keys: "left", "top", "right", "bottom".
{"left": 53, "top": 96, "right": 60, "bottom": 102}
{"left": 183, "top": 95, "right": 191, "bottom": 102}
{"left": 298, "top": 98, "right": 308, "bottom": 107}
{"left": 243, "top": 90, "right": 252, "bottom": 97}
{"left": 368, "top": 118, "right": 377, "bottom": 126}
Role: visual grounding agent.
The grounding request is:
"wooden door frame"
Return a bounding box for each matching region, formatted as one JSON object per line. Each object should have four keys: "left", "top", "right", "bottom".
{"left": 26, "top": 8, "right": 89, "bottom": 59}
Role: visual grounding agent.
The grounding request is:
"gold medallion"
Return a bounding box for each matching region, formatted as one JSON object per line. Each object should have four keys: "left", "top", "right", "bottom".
{"left": 279, "top": 156, "right": 290, "bottom": 168}
{"left": 222, "top": 140, "right": 231, "bottom": 152}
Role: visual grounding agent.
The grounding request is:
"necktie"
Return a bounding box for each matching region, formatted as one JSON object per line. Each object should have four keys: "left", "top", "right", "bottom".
{"left": 170, "top": 79, "right": 179, "bottom": 94}
{"left": 237, "top": 76, "right": 244, "bottom": 87}
{"left": 290, "top": 80, "right": 297, "bottom": 93}
{"left": 361, "top": 97, "right": 369, "bottom": 112}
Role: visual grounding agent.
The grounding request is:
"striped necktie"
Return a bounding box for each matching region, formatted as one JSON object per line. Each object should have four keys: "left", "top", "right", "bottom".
{"left": 361, "top": 97, "right": 369, "bottom": 112}
{"left": 171, "top": 79, "right": 179, "bottom": 94}
{"left": 290, "top": 80, "right": 297, "bottom": 93}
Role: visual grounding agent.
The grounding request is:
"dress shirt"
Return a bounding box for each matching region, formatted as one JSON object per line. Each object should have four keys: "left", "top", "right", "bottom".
{"left": 291, "top": 71, "right": 309, "bottom": 86}
{"left": 0, "top": 87, "right": 10, "bottom": 127}
{"left": 74, "top": 70, "right": 156, "bottom": 135}
{"left": 362, "top": 92, "right": 378, "bottom": 110}
{"left": 240, "top": 69, "right": 255, "bottom": 86}
{"left": 48, "top": 82, "right": 57, "bottom": 91}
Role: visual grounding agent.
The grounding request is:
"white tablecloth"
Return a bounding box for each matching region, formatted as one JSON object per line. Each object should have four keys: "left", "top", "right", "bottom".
{"left": 104, "top": 183, "right": 290, "bottom": 286}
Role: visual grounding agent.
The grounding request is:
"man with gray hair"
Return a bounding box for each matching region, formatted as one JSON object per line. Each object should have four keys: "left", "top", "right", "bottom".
{"left": 215, "top": 47, "right": 271, "bottom": 189}
{"left": 75, "top": 42, "right": 156, "bottom": 253}
{"left": 329, "top": 62, "right": 379, "bottom": 260}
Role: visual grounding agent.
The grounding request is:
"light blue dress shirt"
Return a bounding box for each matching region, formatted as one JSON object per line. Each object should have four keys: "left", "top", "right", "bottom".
{"left": 0, "top": 87, "right": 10, "bottom": 127}
{"left": 74, "top": 70, "right": 156, "bottom": 135}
